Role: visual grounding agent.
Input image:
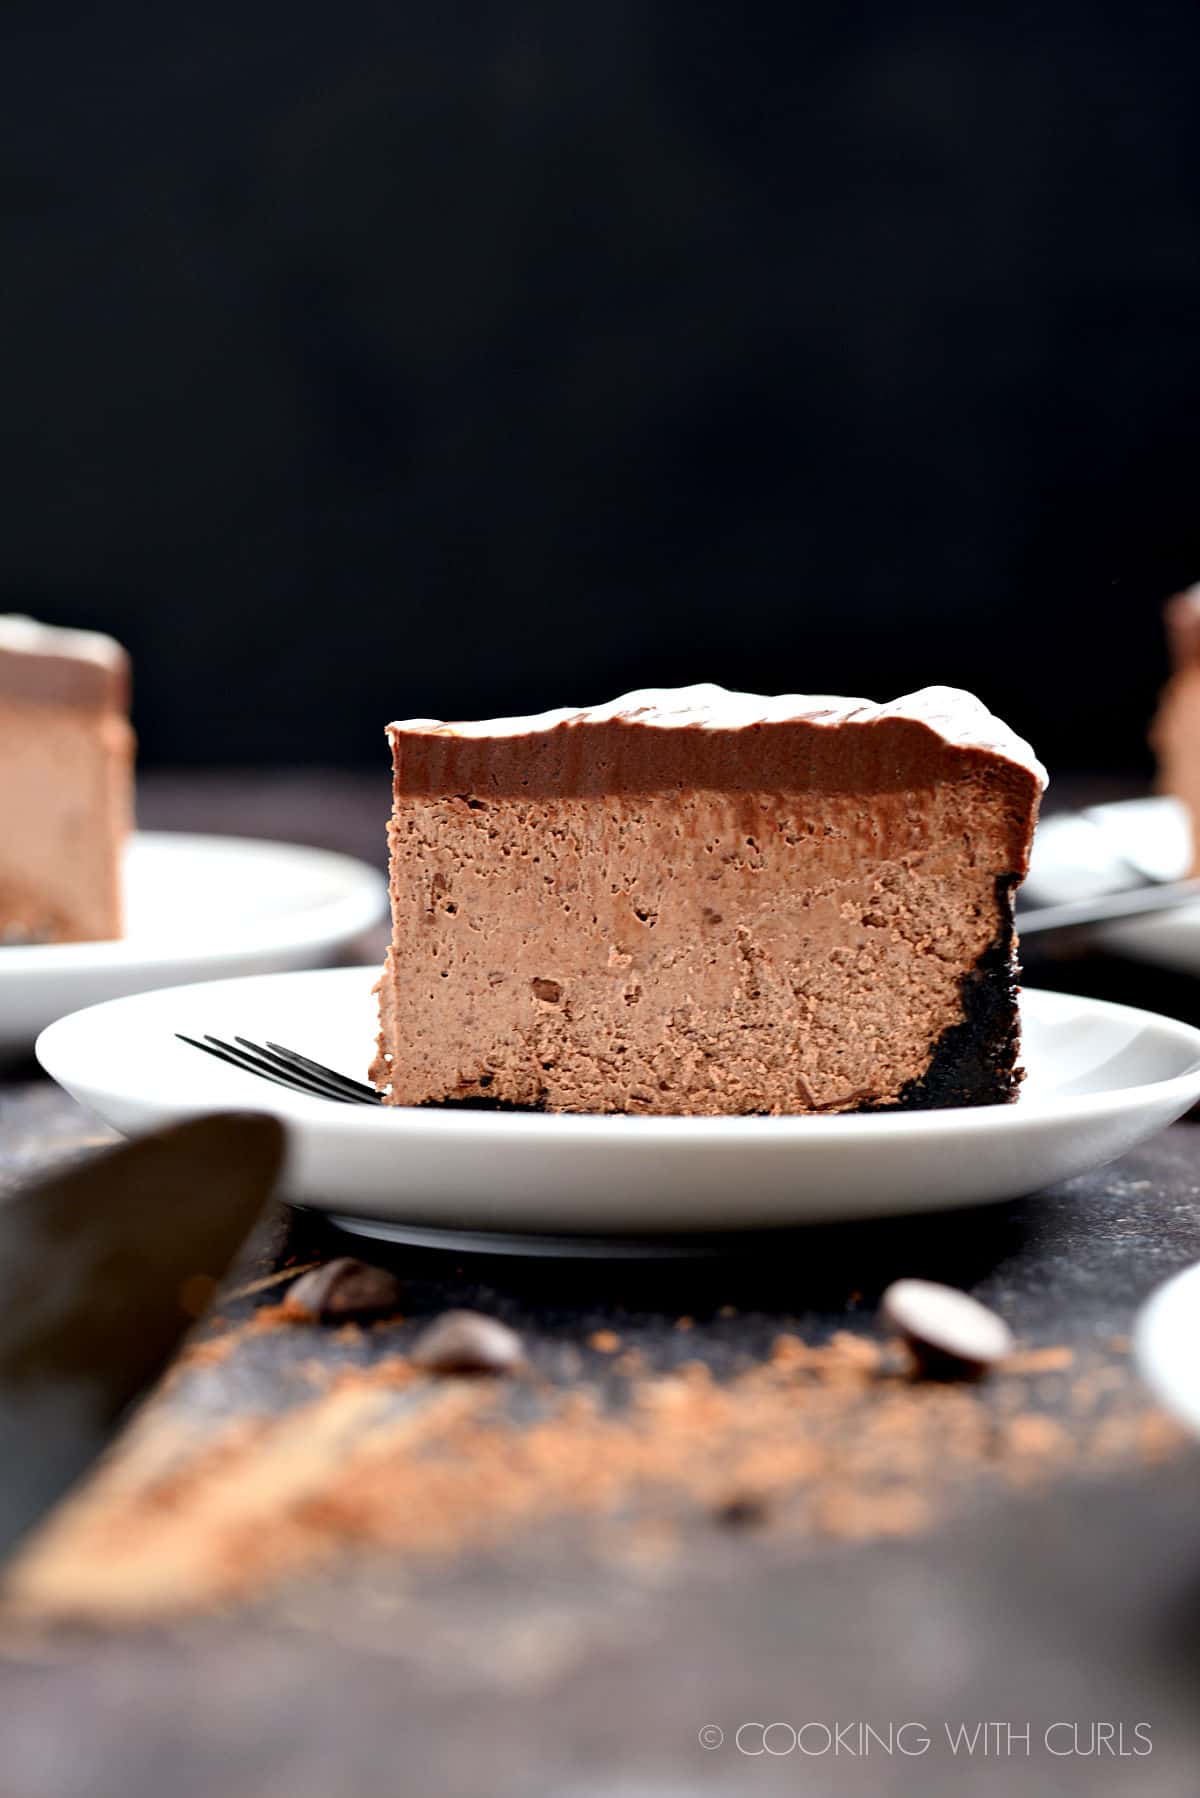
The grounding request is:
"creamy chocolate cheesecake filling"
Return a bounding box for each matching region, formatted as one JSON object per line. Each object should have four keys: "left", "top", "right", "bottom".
{"left": 372, "top": 686, "right": 1045, "bottom": 1116}
{"left": 0, "top": 617, "right": 134, "bottom": 944}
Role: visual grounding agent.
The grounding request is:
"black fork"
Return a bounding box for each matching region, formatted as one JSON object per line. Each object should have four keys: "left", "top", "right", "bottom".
{"left": 175, "top": 1035, "right": 382, "bottom": 1105}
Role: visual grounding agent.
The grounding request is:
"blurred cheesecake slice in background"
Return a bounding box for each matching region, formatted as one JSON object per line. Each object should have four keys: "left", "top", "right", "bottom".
{"left": 1152, "top": 584, "right": 1200, "bottom": 874}
{"left": 0, "top": 617, "right": 134, "bottom": 943}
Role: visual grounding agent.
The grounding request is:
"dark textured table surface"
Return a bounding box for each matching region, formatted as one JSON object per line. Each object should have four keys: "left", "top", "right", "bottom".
{"left": 2, "top": 773, "right": 1200, "bottom": 1798}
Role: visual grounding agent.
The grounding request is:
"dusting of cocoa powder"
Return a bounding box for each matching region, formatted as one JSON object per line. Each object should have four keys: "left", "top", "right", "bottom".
{"left": 2, "top": 1323, "right": 1185, "bottom": 1627}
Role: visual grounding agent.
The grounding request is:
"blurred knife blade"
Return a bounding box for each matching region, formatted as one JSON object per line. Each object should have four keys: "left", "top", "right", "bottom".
{"left": 0, "top": 1112, "right": 283, "bottom": 1563}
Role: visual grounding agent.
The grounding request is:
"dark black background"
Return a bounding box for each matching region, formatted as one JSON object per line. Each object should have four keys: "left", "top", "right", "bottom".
{"left": 4, "top": 2, "right": 1198, "bottom": 770}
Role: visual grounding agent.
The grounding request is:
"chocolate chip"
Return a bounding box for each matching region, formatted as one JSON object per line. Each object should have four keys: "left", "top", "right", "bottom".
{"left": 880, "top": 1278, "right": 1013, "bottom": 1377}
{"left": 410, "top": 1309, "right": 526, "bottom": 1375}
{"left": 286, "top": 1257, "right": 403, "bottom": 1323}
{"left": 715, "top": 1493, "right": 769, "bottom": 1529}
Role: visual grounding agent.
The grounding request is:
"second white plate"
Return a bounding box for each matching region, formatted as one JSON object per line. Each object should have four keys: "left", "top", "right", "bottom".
{"left": 1028, "top": 795, "right": 1200, "bottom": 971}
{"left": 1, "top": 833, "right": 387, "bottom": 1055}
{"left": 35, "top": 968, "right": 1200, "bottom": 1248}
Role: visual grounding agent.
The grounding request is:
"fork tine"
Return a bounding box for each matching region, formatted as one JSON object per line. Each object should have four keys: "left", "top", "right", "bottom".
{"left": 176, "top": 1031, "right": 381, "bottom": 1106}
{"left": 175, "top": 1034, "right": 317, "bottom": 1098}
{"left": 216, "top": 1036, "right": 363, "bottom": 1104}
{"left": 201, "top": 1034, "right": 360, "bottom": 1104}
{"left": 263, "top": 1041, "right": 382, "bottom": 1103}
{"left": 233, "top": 1038, "right": 381, "bottom": 1105}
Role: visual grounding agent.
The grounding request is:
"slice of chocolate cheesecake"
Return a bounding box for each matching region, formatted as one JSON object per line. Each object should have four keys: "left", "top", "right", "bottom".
{"left": 1152, "top": 585, "right": 1200, "bottom": 871}
{"left": 371, "top": 686, "right": 1046, "bottom": 1115}
{"left": 0, "top": 617, "right": 134, "bottom": 943}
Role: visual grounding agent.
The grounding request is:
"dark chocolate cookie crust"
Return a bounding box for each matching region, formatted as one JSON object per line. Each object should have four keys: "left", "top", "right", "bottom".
{"left": 875, "top": 876, "right": 1023, "bottom": 1112}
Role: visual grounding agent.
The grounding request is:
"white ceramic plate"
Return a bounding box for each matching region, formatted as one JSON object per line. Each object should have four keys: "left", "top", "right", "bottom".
{"left": 1135, "top": 1262, "right": 1200, "bottom": 1439}
{"left": 1, "top": 833, "right": 386, "bottom": 1056}
{"left": 1027, "top": 795, "right": 1200, "bottom": 970}
{"left": 35, "top": 967, "right": 1200, "bottom": 1253}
